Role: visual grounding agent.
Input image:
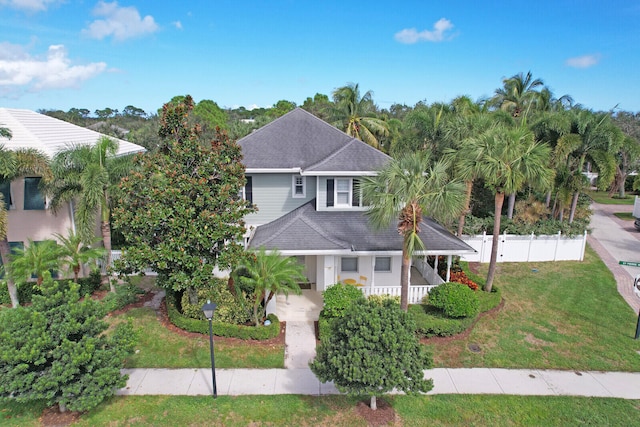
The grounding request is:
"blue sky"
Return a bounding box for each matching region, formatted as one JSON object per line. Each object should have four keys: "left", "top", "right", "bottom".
{"left": 0, "top": 0, "right": 638, "bottom": 115}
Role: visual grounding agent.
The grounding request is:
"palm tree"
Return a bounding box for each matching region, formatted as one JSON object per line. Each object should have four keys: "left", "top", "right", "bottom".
{"left": 330, "top": 83, "right": 389, "bottom": 149}
{"left": 0, "top": 145, "right": 51, "bottom": 307}
{"left": 361, "top": 152, "right": 466, "bottom": 311}
{"left": 0, "top": 127, "right": 11, "bottom": 139}
{"left": 9, "top": 239, "right": 63, "bottom": 286}
{"left": 465, "top": 126, "right": 553, "bottom": 291}
{"left": 237, "top": 247, "right": 306, "bottom": 326}
{"left": 54, "top": 229, "right": 106, "bottom": 282}
{"left": 47, "top": 137, "right": 133, "bottom": 292}
{"left": 492, "top": 71, "right": 544, "bottom": 119}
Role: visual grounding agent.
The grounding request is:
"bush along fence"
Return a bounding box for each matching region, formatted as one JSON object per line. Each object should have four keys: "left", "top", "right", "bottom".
{"left": 461, "top": 231, "right": 588, "bottom": 263}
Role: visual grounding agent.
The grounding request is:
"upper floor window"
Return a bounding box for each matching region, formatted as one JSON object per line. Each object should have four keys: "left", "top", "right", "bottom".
{"left": 326, "top": 178, "right": 362, "bottom": 208}
{"left": 241, "top": 176, "right": 253, "bottom": 204}
{"left": 292, "top": 175, "right": 306, "bottom": 198}
{"left": 0, "top": 180, "right": 12, "bottom": 210}
{"left": 24, "top": 177, "right": 45, "bottom": 210}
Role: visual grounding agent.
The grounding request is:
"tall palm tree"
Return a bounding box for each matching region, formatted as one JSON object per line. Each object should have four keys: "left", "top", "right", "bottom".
{"left": 47, "top": 137, "right": 133, "bottom": 292}
{"left": 361, "top": 152, "right": 466, "bottom": 311}
{"left": 465, "top": 126, "right": 553, "bottom": 291}
{"left": 0, "top": 127, "right": 11, "bottom": 139}
{"left": 54, "top": 229, "right": 106, "bottom": 282}
{"left": 331, "top": 83, "right": 389, "bottom": 149}
{"left": 0, "top": 145, "right": 51, "bottom": 307}
{"left": 492, "top": 71, "right": 544, "bottom": 119}
{"left": 237, "top": 247, "right": 306, "bottom": 326}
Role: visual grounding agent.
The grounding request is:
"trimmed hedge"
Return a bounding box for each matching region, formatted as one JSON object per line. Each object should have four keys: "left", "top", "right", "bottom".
{"left": 165, "top": 291, "right": 280, "bottom": 340}
{"left": 428, "top": 282, "right": 479, "bottom": 318}
{"left": 412, "top": 286, "right": 502, "bottom": 338}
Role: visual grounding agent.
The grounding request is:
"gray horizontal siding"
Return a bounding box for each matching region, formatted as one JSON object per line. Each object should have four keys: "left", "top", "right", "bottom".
{"left": 245, "top": 173, "right": 316, "bottom": 226}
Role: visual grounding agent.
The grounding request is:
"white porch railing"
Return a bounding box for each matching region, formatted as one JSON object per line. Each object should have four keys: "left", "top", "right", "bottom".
{"left": 102, "top": 250, "right": 157, "bottom": 276}
{"left": 360, "top": 285, "right": 438, "bottom": 304}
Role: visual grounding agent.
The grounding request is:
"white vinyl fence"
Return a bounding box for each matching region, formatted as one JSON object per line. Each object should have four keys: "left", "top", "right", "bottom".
{"left": 460, "top": 231, "right": 588, "bottom": 263}
{"left": 102, "top": 250, "right": 157, "bottom": 276}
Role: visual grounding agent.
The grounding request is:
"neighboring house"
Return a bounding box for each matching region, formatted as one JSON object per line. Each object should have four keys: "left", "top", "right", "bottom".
{"left": 238, "top": 108, "right": 475, "bottom": 304}
{"left": 0, "top": 108, "right": 144, "bottom": 261}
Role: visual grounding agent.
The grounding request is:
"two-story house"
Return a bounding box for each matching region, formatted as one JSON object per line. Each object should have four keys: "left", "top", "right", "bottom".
{"left": 238, "top": 108, "right": 475, "bottom": 304}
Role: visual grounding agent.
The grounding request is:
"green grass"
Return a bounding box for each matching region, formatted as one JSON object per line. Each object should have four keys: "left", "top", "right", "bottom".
{"left": 428, "top": 246, "right": 640, "bottom": 371}
{"left": 109, "top": 307, "right": 284, "bottom": 369}
{"left": 3, "top": 395, "right": 639, "bottom": 426}
{"left": 615, "top": 212, "right": 635, "bottom": 220}
{"left": 586, "top": 189, "right": 636, "bottom": 205}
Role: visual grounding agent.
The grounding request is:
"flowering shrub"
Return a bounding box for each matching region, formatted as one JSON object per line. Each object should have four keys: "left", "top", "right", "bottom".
{"left": 449, "top": 271, "right": 479, "bottom": 291}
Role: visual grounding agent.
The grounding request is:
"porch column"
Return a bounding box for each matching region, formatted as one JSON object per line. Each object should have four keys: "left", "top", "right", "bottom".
{"left": 446, "top": 255, "right": 452, "bottom": 282}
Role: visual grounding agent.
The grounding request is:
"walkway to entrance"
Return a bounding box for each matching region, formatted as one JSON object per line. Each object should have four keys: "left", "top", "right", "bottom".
{"left": 276, "top": 290, "right": 323, "bottom": 368}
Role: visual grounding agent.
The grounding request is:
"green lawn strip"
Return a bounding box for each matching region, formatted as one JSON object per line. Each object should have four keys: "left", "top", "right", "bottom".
{"left": 586, "top": 189, "right": 636, "bottom": 205}
{"left": 72, "top": 395, "right": 363, "bottom": 427}
{"left": 4, "top": 395, "right": 638, "bottom": 426}
{"left": 429, "top": 247, "right": 640, "bottom": 370}
{"left": 394, "top": 395, "right": 640, "bottom": 427}
{"left": 108, "top": 307, "right": 284, "bottom": 369}
{"left": 615, "top": 212, "right": 635, "bottom": 220}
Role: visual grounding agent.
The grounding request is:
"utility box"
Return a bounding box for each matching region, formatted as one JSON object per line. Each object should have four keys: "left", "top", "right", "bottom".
{"left": 633, "top": 196, "right": 640, "bottom": 218}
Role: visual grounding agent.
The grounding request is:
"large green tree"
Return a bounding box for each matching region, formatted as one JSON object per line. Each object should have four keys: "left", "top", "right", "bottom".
{"left": 311, "top": 298, "right": 433, "bottom": 410}
{"left": 465, "top": 126, "right": 553, "bottom": 291}
{"left": 361, "top": 151, "right": 466, "bottom": 310}
{"left": 330, "top": 83, "right": 389, "bottom": 149}
{"left": 0, "top": 145, "right": 51, "bottom": 307}
{"left": 113, "top": 96, "right": 254, "bottom": 294}
{"left": 0, "top": 274, "right": 135, "bottom": 413}
{"left": 47, "top": 137, "right": 134, "bottom": 292}
{"left": 492, "top": 71, "right": 544, "bottom": 119}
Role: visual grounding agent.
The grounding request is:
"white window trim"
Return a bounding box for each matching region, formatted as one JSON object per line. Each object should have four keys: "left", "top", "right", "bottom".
{"left": 374, "top": 256, "right": 392, "bottom": 272}
{"left": 292, "top": 175, "right": 306, "bottom": 198}
{"left": 341, "top": 256, "right": 358, "bottom": 272}
{"left": 335, "top": 178, "right": 352, "bottom": 207}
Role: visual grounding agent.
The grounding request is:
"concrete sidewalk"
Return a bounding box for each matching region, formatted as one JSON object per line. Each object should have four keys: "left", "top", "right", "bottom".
{"left": 118, "top": 368, "right": 640, "bottom": 399}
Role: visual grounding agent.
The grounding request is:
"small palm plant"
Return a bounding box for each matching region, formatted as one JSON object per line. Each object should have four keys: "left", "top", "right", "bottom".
{"left": 54, "top": 229, "right": 106, "bottom": 282}
{"left": 237, "top": 247, "right": 306, "bottom": 326}
{"left": 9, "top": 239, "right": 64, "bottom": 286}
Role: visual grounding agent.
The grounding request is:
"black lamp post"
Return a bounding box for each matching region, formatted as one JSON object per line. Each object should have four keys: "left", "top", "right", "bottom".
{"left": 201, "top": 299, "right": 218, "bottom": 397}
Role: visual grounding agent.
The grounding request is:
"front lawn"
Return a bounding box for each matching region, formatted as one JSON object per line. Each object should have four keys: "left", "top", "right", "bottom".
{"left": 428, "top": 246, "right": 640, "bottom": 371}
{"left": 108, "top": 307, "right": 284, "bottom": 369}
{"left": 3, "top": 395, "right": 639, "bottom": 426}
{"left": 586, "top": 189, "right": 636, "bottom": 205}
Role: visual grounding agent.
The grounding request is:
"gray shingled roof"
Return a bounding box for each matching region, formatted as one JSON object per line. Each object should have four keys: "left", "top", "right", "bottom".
{"left": 249, "top": 200, "right": 476, "bottom": 254}
{"left": 238, "top": 108, "right": 390, "bottom": 172}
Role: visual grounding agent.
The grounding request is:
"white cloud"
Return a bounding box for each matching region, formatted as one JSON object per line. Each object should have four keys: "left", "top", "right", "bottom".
{"left": 173, "top": 21, "right": 182, "bottom": 30}
{"left": 82, "top": 1, "right": 158, "bottom": 41}
{"left": 0, "top": 43, "right": 106, "bottom": 93}
{"left": 565, "top": 54, "right": 600, "bottom": 68}
{"left": 0, "top": 0, "right": 63, "bottom": 12}
{"left": 394, "top": 18, "right": 455, "bottom": 44}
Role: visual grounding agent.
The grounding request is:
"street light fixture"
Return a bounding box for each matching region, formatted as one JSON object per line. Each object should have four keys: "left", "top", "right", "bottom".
{"left": 201, "top": 299, "right": 218, "bottom": 397}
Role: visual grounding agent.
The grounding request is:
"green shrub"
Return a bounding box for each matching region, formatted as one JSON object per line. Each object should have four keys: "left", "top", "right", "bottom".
{"left": 1, "top": 270, "right": 102, "bottom": 306}
{"left": 320, "top": 283, "right": 365, "bottom": 319}
{"left": 77, "top": 269, "right": 102, "bottom": 296}
{"left": 166, "top": 291, "right": 279, "bottom": 340}
{"left": 428, "top": 282, "right": 479, "bottom": 318}
{"left": 368, "top": 293, "right": 400, "bottom": 306}
{"left": 102, "top": 281, "right": 145, "bottom": 312}
{"left": 411, "top": 286, "right": 501, "bottom": 338}
{"left": 179, "top": 278, "right": 250, "bottom": 325}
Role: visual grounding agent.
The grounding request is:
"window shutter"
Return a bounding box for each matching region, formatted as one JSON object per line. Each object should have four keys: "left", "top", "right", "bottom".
{"left": 326, "top": 179, "right": 334, "bottom": 207}
{"left": 352, "top": 178, "right": 360, "bottom": 207}
{"left": 245, "top": 176, "right": 253, "bottom": 204}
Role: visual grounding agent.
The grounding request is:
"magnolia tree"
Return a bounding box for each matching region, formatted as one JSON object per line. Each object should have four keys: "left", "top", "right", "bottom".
{"left": 113, "top": 96, "right": 255, "bottom": 294}
{"left": 0, "top": 274, "right": 135, "bottom": 412}
{"left": 310, "top": 298, "right": 433, "bottom": 410}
